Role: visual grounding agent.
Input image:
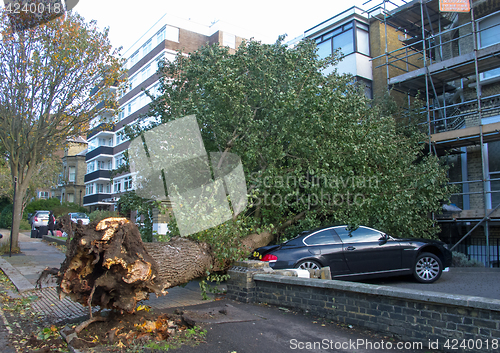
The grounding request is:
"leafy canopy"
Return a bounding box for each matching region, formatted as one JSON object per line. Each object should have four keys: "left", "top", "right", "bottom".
{"left": 137, "top": 37, "right": 451, "bottom": 245}
{"left": 0, "top": 10, "right": 125, "bottom": 246}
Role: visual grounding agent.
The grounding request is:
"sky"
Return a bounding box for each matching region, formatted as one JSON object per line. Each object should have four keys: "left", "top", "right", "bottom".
{"left": 72, "top": 0, "right": 379, "bottom": 56}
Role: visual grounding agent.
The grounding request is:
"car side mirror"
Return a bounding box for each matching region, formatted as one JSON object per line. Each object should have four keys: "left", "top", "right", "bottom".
{"left": 379, "top": 234, "right": 388, "bottom": 245}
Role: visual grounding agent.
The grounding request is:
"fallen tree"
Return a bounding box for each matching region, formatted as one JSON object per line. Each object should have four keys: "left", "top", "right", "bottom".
{"left": 39, "top": 215, "right": 272, "bottom": 316}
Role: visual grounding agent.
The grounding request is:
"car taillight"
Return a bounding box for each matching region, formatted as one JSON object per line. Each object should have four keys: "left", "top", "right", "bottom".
{"left": 34, "top": 217, "right": 38, "bottom": 222}
{"left": 261, "top": 254, "right": 278, "bottom": 262}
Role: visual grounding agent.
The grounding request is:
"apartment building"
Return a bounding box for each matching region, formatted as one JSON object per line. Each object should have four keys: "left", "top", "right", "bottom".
{"left": 83, "top": 14, "right": 247, "bottom": 232}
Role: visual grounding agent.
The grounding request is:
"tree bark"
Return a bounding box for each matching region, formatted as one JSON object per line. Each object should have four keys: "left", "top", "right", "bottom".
{"left": 52, "top": 217, "right": 273, "bottom": 313}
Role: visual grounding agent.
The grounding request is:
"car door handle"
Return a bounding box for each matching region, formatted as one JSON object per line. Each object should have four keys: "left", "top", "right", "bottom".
{"left": 346, "top": 246, "right": 356, "bottom": 251}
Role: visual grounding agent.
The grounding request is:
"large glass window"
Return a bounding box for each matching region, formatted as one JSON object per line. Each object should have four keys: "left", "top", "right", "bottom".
{"left": 479, "top": 14, "right": 500, "bottom": 80}
{"left": 317, "top": 40, "right": 332, "bottom": 59}
{"left": 333, "top": 30, "right": 354, "bottom": 56}
{"left": 315, "top": 21, "right": 362, "bottom": 59}
{"left": 479, "top": 13, "right": 500, "bottom": 48}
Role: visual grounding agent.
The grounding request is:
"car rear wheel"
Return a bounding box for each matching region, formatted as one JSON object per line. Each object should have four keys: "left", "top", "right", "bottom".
{"left": 295, "top": 260, "right": 321, "bottom": 270}
{"left": 413, "top": 252, "right": 442, "bottom": 283}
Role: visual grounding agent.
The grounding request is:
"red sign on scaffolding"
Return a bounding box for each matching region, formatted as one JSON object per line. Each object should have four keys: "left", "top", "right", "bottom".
{"left": 439, "top": 0, "right": 471, "bottom": 12}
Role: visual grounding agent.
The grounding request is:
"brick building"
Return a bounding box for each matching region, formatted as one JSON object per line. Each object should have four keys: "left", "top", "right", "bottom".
{"left": 296, "top": 0, "right": 500, "bottom": 266}
{"left": 84, "top": 14, "right": 248, "bottom": 234}
{"left": 51, "top": 137, "right": 88, "bottom": 206}
{"left": 369, "top": 0, "right": 500, "bottom": 266}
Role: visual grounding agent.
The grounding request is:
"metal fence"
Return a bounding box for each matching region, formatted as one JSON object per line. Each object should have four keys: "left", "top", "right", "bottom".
{"left": 453, "top": 237, "right": 500, "bottom": 267}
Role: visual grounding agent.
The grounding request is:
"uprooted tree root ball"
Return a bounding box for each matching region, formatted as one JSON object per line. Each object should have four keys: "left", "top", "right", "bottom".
{"left": 51, "top": 216, "right": 169, "bottom": 314}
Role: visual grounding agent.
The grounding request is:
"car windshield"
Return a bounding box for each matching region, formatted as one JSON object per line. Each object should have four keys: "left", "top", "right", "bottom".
{"left": 72, "top": 213, "right": 88, "bottom": 219}
{"left": 37, "top": 211, "right": 49, "bottom": 216}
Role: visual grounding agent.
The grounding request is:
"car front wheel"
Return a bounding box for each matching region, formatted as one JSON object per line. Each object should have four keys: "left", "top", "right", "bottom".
{"left": 295, "top": 260, "right": 321, "bottom": 270}
{"left": 413, "top": 252, "right": 442, "bottom": 283}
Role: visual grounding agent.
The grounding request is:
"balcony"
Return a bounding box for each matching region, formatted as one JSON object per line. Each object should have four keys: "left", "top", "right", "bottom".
{"left": 86, "top": 146, "right": 113, "bottom": 161}
{"left": 84, "top": 169, "right": 112, "bottom": 182}
{"left": 83, "top": 193, "right": 114, "bottom": 206}
{"left": 87, "top": 122, "right": 116, "bottom": 139}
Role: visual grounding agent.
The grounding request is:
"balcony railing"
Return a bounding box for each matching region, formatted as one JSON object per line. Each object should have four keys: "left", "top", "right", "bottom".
{"left": 84, "top": 169, "right": 111, "bottom": 182}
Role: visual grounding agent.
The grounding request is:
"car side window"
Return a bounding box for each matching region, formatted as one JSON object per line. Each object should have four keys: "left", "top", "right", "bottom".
{"left": 333, "top": 226, "right": 383, "bottom": 243}
{"left": 303, "top": 229, "right": 340, "bottom": 246}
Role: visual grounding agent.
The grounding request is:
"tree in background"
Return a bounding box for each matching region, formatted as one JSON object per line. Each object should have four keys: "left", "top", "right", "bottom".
{"left": 0, "top": 10, "right": 124, "bottom": 247}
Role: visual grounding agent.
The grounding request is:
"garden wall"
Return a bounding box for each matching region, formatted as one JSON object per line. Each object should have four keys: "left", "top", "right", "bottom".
{"left": 227, "top": 261, "right": 500, "bottom": 353}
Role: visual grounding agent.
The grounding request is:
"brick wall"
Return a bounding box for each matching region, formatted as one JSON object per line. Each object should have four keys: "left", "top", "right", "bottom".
{"left": 227, "top": 261, "right": 500, "bottom": 353}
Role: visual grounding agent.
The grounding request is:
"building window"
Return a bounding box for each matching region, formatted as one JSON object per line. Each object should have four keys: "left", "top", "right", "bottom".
{"left": 356, "top": 22, "right": 370, "bottom": 56}
{"left": 86, "top": 184, "right": 94, "bottom": 195}
{"left": 97, "top": 183, "right": 104, "bottom": 193}
{"left": 115, "top": 154, "right": 124, "bottom": 168}
{"left": 488, "top": 140, "right": 500, "bottom": 208}
{"left": 478, "top": 14, "right": 500, "bottom": 80}
{"left": 106, "top": 183, "right": 111, "bottom": 193}
{"left": 142, "top": 64, "right": 151, "bottom": 81}
{"left": 130, "top": 51, "right": 139, "bottom": 67}
{"left": 129, "top": 75, "right": 137, "bottom": 91}
{"left": 69, "top": 166, "right": 76, "bottom": 182}
{"left": 39, "top": 191, "right": 49, "bottom": 199}
{"left": 68, "top": 193, "right": 74, "bottom": 203}
{"left": 157, "top": 27, "right": 166, "bottom": 44}
{"left": 87, "top": 161, "right": 95, "bottom": 174}
{"left": 315, "top": 20, "right": 359, "bottom": 59}
{"left": 142, "top": 40, "right": 152, "bottom": 56}
{"left": 124, "top": 176, "right": 133, "bottom": 190}
{"left": 114, "top": 180, "right": 121, "bottom": 193}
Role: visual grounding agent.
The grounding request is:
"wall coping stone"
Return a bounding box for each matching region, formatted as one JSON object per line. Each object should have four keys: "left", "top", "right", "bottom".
{"left": 253, "top": 273, "right": 500, "bottom": 312}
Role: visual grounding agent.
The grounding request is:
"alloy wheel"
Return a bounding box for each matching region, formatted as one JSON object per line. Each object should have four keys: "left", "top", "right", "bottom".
{"left": 415, "top": 255, "right": 441, "bottom": 282}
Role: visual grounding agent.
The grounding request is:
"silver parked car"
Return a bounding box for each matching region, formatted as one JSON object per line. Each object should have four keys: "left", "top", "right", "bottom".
{"left": 30, "top": 210, "right": 50, "bottom": 229}
{"left": 69, "top": 212, "right": 90, "bottom": 225}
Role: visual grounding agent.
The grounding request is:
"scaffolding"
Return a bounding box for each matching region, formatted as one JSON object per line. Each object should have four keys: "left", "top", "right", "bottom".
{"left": 366, "top": 0, "right": 500, "bottom": 266}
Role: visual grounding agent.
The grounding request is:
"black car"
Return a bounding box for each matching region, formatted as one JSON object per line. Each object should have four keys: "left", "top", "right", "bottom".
{"left": 251, "top": 225, "right": 452, "bottom": 283}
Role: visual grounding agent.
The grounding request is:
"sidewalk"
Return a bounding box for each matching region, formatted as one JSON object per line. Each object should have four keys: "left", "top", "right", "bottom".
{"left": 0, "top": 231, "right": 216, "bottom": 324}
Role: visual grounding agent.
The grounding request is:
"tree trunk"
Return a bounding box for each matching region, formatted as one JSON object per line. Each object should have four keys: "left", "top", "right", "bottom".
{"left": 10, "top": 179, "right": 27, "bottom": 249}
{"left": 52, "top": 217, "right": 273, "bottom": 313}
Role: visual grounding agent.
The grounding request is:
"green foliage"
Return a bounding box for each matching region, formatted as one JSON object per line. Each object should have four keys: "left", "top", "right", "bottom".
{"left": 117, "top": 191, "right": 155, "bottom": 242}
{"left": 23, "top": 198, "right": 61, "bottom": 219}
{"left": 19, "top": 219, "right": 30, "bottom": 230}
{"left": 88, "top": 209, "right": 120, "bottom": 223}
{"left": 451, "top": 251, "right": 485, "bottom": 267}
{"left": 0, "top": 204, "right": 13, "bottom": 228}
{"left": 0, "top": 197, "right": 10, "bottom": 213}
{"left": 199, "top": 273, "right": 229, "bottom": 300}
{"left": 51, "top": 202, "right": 87, "bottom": 217}
{"left": 137, "top": 37, "right": 452, "bottom": 259}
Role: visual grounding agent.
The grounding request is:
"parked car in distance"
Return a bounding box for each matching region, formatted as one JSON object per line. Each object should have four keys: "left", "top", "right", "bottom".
{"left": 30, "top": 210, "right": 50, "bottom": 229}
{"left": 69, "top": 212, "right": 90, "bottom": 225}
{"left": 250, "top": 225, "right": 452, "bottom": 284}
